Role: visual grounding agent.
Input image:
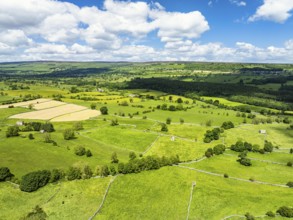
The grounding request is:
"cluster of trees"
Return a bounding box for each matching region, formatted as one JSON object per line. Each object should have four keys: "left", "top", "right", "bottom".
{"left": 230, "top": 141, "right": 274, "bottom": 154}
{"left": 127, "top": 78, "right": 259, "bottom": 98}
{"left": 277, "top": 206, "right": 293, "bottom": 218}
{"left": 204, "top": 128, "right": 223, "bottom": 143}
{"left": 237, "top": 151, "right": 252, "bottom": 166}
{"left": 156, "top": 103, "right": 188, "bottom": 112}
{"left": 19, "top": 168, "right": 80, "bottom": 192}
{"left": 221, "top": 121, "right": 234, "bottom": 130}
{"left": 97, "top": 154, "right": 180, "bottom": 177}
{"left": 0, "top": 167, "right": 14, "bottom": 181}
{"left": 6, "top": 126, "right": 20, "bottom": 138}
{"left": 205, "top": 144, "right": 226, "bottom": 158}
{"left": 63, "top": 129, "right": 75, "bottom": 140}
{"left": 242, "top": 205, "right": 293, "bottom": 219}
{"left": 21, "top": 122, "right": 55, "bottom": 133}
{"left": 74, "top": 146, "right": 92, "bottom": 157}
{"left": 20, "top": 170, "right": 52, "bottom": 192}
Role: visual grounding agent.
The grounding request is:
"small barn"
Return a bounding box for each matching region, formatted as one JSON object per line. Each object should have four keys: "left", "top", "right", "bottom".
{"left": 259, "top": 130, "right": 266, "bottom": 134}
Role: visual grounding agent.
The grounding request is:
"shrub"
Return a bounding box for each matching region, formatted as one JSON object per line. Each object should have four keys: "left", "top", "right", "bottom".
{"left": 86, "top": 150, "right": 93, "bottom": 157}
{"left": 161, "top": 123, "right": 168, "bottom": 132}
{"left": 266, "top": 211, "right": 275, "bottom": 217}
{"left": 63, "top": 129, "right": 75, "bottom": 140}
{"left": 111, "top": 119, "right": 119, "bottom": 126}
{"left": 205, "top": 120, "right": 212, "bottom": 127}
{"left": 20, "top": 170, "right": 51, "bottom": 192}
{"left": 129, "top": 151, "right": 137, "bottom": 161}
{"left": 28, "top": 133, "right": 34, "bottom": 140}
{"left": 180, "top": 118, "right": 184, "bottom": 124}
{"left": 74, "top": 146, "right": 86, "bottom": 156}
{"left": 43, "top": 133, "right": 52, "bottom": 143}
{"left": 90, "top": 103, "right": 96, "bottom": 109}
{"left": 221, "top": 121, "right": 234, "bottom": 130}
{"left": 264, "top": 141, "right": 274, "bottom": 153}
{"left": 277, "top": 206, "right": 293, "bottom": 218}
{"left": 50, "top": 169, "right": 64, "bottom": 183}
{"left": 213, "top": 144, "right": 226, "bottom": 155}
{"left": 101, "top": 165, "right": 110, "bottom": 177}
{"left": 73, "top": 122, "right": 83, "bottom": 131}
{"left": 111, "top": 152, "right": 119, "bottom": 163}
{"left": 287, "top": 181, "right": 293, "bottom": 188}
{"left": 245, "top": 212, "right": 255, "bottom": 220}
{"left": 22, "top": 205, "right": 47, "bottom": 220}
{"left": 82, "top": 165, "right": 93, "bottom": 179}
{"left": 6, "top": 126, "right": 19, "bottom": 138}
{"left": 0, "top": 167, "right": 14, "bottom": 181}
{"left": 100, "top": 106, "right": 108, "bottom": 115}
{"left": 40, "top": 122, "right": 54, "bottom": 132}
{"left": 205, "top": 148, "right": 214, "bottom": 158}
{"left": 224, "top": 173, "right": 229, "bottom": 178}
{"left": 109, "top": 165, "right": 117, "bottom": 176}
{"left": 166, "top": 117, "right": 171, "bottom": 124}
{"left": 67, "top": 167, "right": 82, "bottom": 181}
{"left": 239, "top": 158, "right": 252, "bottom": 166}
{"left": 287, "top": 161, "right": 292, "bottom": 167}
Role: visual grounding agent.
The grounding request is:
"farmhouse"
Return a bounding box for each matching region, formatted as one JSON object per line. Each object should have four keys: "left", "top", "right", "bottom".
{"left": 259, "top": 130, "right": 266, "bottom": 134}
{"left": 16, "top": 121, "right": 24, "bottom": 126}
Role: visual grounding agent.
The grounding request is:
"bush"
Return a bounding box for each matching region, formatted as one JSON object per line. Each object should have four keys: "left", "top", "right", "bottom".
{"left": 277, "top": 206, "right": 293, "bottom": 218}
{"left": 0, "top": 167, "right": 14, "bottom": 181}
{"left": 73, "top": 122, "right": 83, "bottom": 131}
{"left": 266, "top": 211, "right": 275, "bottom": 217}
{"left": 129, "top": 151, "right": 137, "bottom": 161}
{"left": 221, "top": 121, "right": 234, "bottom": 130}
{"left": 74, "top": 146, "right": 86, "bottom": 156}
{"left": 86, "top": 150, "right": 93, "bottom": 157}
{"left": 43, "top": 133, "right": 52, "bottom": 143}
{"left": 264, "top": 141, "right": 274, "bottom": 153}
{"left": 67, "top": 167, "right": 82, "bottom": 181}
{"left": 224, "top": 173, "right": 229, "bottom": 178}
{"left": 111, "top": 152, "right": 119, "bottom": 163}
{"left": 238, "top": 158, "right": 252, "bottom": 166}
{"left": 28, "top": 133, "right": 34, "bottom": 140}
{"left": 100, "top": 106, "right": 108, "bottom": 115}
{"left": 287, "top": 161, "right": 292, "bottom": 167}
{"left": 109, "top": 165, "right": 117, "bottom": 176}
{"left": 245, "top": 212, "right": 255, "bottom": 220}
{"left": 166, "top": 117, "right": 171, "bottom": 124}
{"left": 22, "top": 205, "right": 47, "bottom": 220}
{"left": 161, "top": 123, "right": 168, "bottom": 132}
{"left": 213, "top": 144, "right": 226, "bottom": 155}
{"left": 111, "top": 119, "right": 119, "bottom": 126}
{"left": 6, "top": 126, "right": 19, "bottom": 138}
{"left": 20, "top": 170, "right": 51, "bottom": 192}
{"left": 63, "top": 129, "right": 75, "bottom": 140}
{"left": 101, "top": 165, "right": 110, "bottom": 177}
{"left": 287, "top": 181, "right": 293, "bottom": 188}
{"left": 50, "top": 169, "right": 64, "bottom": 183}
{"left": 90, "top": 103, "right": 96, "bottom": 109}
{"left": 83, "top": 165, "right": 93, "bottom": 179}
{"left": 40, "top": 122, "right": 54, "bottom": 132}
{"left": 205, "top": 148, "right": 214, "bottom": 158}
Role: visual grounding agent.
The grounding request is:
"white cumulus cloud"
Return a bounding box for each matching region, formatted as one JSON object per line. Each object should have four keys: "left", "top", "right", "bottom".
{"left": 249, "top": 0, "right": 293, "bottom": 23}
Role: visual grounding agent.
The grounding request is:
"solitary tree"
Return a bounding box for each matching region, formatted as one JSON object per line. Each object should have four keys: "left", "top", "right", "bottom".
{"left": 100, "top": 106, "right": 108, "bottom": 115}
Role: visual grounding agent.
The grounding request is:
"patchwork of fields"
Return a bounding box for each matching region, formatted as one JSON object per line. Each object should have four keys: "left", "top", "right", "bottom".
{"left": 4, "top": 99, "right": 101, "bottom": 121}
{"left": 0, "top": 62, "right": 292, "bottom": 219}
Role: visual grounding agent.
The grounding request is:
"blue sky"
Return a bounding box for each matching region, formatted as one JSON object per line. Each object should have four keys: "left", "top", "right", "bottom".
{"left": 0, "top": 0, "right": 292, "bottom": 62}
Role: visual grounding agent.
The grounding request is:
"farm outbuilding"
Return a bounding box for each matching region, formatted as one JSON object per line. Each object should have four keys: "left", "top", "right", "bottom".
{"left": 259, "top": 130, "right": 266, "bottom": 134}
